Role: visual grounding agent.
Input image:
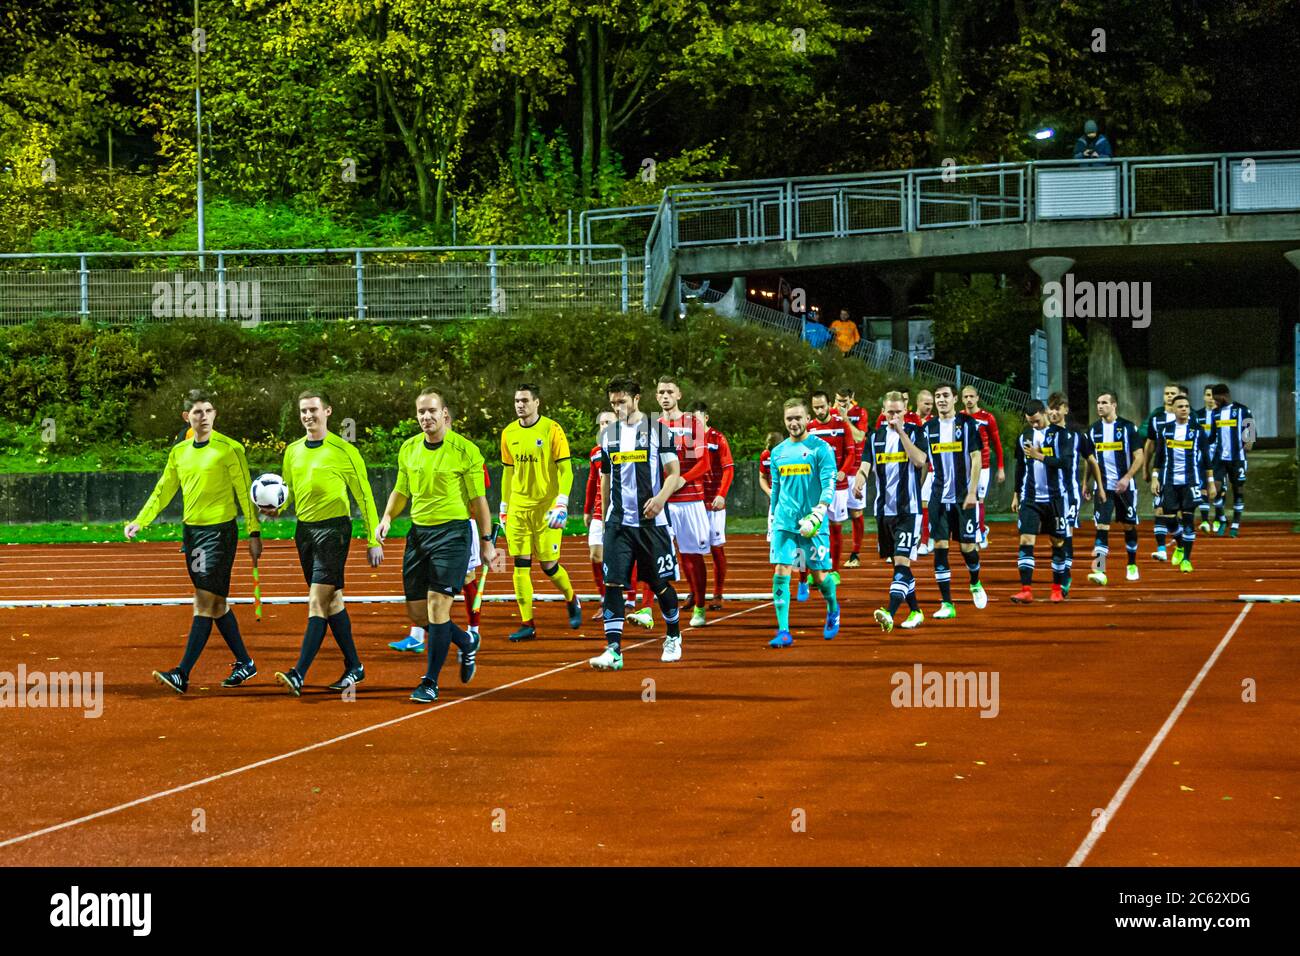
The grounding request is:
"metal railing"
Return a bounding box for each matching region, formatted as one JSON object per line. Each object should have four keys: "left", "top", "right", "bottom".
{"left": 644, "top": 193, "right": 676, "bottom": 312}
{"left": 644, "top": 149, "right": 1300, "bottom": 311}
{"left": 579, "top": 205, "right": 657, "bottom": 263}
{"left": 0, "top": 245, "right": 644, "bottom": 326}
{"left": 684, "top": 280, "right": 1030, "bottom": 412}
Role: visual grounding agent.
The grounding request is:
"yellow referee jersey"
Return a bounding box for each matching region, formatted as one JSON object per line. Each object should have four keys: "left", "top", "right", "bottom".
{"left": 282, "top": 432, "right": 381, "bottom": 547}
{"left": 395, "top": 430, "right": 487, "bottom": 525}
{"left": 133, "top": 430, "right": 261, "bottom": 531}
{"left": 500, "top": 415, "right": 572, "bottom": 508}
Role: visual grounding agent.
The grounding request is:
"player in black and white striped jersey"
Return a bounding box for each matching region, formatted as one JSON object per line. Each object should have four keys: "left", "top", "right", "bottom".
{"left": 1142, "top": 382, "right": 1183, "bottom": 561}
{"left": 921, "top": 383, "right": 986, "bottom": 619}
{"left": 1208, "top": 383, "right": 1254, "bottom": 537}
{"left": 590, "top": 378, "right": 685, "bottom": 671}
{"left": 1151, "top": 394, "right": 1217, "bottom": 571}
{"left": 1194, "top": 385, "right": 1218, "bottom": 532}
{"left": 855, "top": 391, "right": 928, "bottom": 632}
{"left": 1010, "top": 399, "right": 1075, "bottom": 605}
{"left": 1086, "top": 391, "right": 1145, "bottom": 585}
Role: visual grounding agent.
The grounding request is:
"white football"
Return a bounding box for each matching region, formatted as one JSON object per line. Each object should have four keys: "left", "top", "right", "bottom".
{"left": 251, "top": 473, "right": 287, "bottom": 509}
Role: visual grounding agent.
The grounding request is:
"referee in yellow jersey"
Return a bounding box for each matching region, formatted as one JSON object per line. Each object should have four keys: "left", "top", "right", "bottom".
{"left": 126, "top": 391, "right": 263, "bottom": 694}
{"left": 377, "top": 387, "right": 502, "bottom": 703}
{"left": 267, "top": 390, "right": 384, "bottom": 697}
{"left": 500, "top": 383, "right": 582, "bottom": 641}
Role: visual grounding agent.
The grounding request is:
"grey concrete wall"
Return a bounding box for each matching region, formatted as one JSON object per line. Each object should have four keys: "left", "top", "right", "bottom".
{"left": 1143, "top": 307, "right": 1290, "bottom": 438}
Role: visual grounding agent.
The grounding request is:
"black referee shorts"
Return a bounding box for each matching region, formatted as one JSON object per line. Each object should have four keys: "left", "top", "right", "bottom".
{"left": 182, "top": 519, "right": 238, "bottom": 598}
{"left": 402, "top": 520, "right": 471, "bottom": 600}
{"left": 1159, "top": 484, "right": 1202, "bottom": 515}
{"left": 295, "top": 516, "right": 352, "bottom": 589}
{"left": 602, "top": 521, "right": 677, "bottom": 588}
{"left": 1018, "top": 500, "right": 1067, "bottom": 538}
{"left": 1095, "top": 487, "right": 1139, "bottom": 525}
{"left": 928, "top": 503, "right": 978, "bottom": 545}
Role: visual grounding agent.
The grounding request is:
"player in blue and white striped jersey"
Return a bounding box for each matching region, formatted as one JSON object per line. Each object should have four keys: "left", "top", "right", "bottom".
{"left": 921, "top": 383, "right": 986, "bottom": 619}
{"left": 1010, "top": 399, "right": 1075, "bottom": 604}
{"left": 1150, "top": 394, "right": 1216, "bottom": 572}
{"left": 1086, "top": 391, "right": 1146, "bottom": 585}
{"left": 1208, "top": 383, "right": 1254, "bottom": 537}
{"left": 854, "top": 391, "right": 928, "bottom": 632}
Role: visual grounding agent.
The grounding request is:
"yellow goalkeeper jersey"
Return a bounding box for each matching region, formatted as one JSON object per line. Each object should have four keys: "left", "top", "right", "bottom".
{"left": 500, "top": 415, "right": 571, "bottom": 509}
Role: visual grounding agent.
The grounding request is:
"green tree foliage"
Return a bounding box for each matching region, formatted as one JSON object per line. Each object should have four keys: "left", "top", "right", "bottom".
{"left": 923, "top": 278, "right": 1039, "bottom": 387}
{"left": 2, "top": 1, "right": 1296, "bottom": 247}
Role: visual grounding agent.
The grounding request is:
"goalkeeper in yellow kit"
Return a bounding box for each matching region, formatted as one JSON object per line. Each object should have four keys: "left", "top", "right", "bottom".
{"left": 499, "top": 383, "right": 582, "bottom": 641}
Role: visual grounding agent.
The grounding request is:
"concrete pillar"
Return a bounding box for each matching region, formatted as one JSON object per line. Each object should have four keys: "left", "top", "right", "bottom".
{"left": 880, "top": 270, "right": 920, "bottom": 354}
{"left": 1029, "top": 256, "right": 1075, "bottom": 396}
{"left": 1285, "top": 251, "right": 1300, "bottom": 464}
{"left": 657, "top": 267, "right": 681, "bottom": 326}
{"left": 1087, "top": 318, "right": 1142, "bottom": 428}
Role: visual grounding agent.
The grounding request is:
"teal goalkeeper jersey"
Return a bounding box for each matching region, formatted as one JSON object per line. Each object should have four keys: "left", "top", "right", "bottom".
{"left": 769, "top": 434, "right": 837, "bottom": 533}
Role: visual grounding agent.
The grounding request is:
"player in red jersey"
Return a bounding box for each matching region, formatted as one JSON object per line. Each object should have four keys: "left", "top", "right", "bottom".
{"left": 961, "top": 384, "right": 1006, "bottom": 549}
{"left": 759, "top": 431, "right": 781, "bottom": 505}
{"left": 583, "top": 411, "right": 616, "bottom": 616}
{"left": 915, "top": 389, "right": 935, "bottom": 554}
{"left": 656, "top": 376, "right": 713, "bottom": 627}
{"left": 916, "top": 389, "right": 934, "bottom": 422}
{"left": 807, "top": 391, "right": 856, "bottom": 571}
{"left": 834, "top": 387, "right": 871, "bottom": 567}
{"left": 875, "top": 384, "right": 924, "bottom": 428}
{"left": 689, "top": 401, "right": 734, "bottom": 608}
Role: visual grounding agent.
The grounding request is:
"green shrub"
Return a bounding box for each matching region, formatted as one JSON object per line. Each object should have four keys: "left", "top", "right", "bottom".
{"left": 0, "top": 309, "right": 1019, "bottom": 473}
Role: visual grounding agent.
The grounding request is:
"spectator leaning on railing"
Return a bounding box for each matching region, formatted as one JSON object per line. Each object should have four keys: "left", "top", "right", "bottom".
{"left": 1073, "top": 119, "right": 1113, "bottom": 159}
{"left": 802, "top": 311, "right": 832, "bottom": 349}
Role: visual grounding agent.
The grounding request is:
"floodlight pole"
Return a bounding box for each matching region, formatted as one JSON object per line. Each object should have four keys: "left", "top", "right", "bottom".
{"left": 194, "top": 0, "right": 206, "bottom": 271}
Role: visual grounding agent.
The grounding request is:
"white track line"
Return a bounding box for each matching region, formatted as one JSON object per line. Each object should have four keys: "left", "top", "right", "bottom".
{"left": 0, "top": 601, "right": 772, "bottom": 851}
{"left": 0, "top": 592, "right": 778, "bottom": 609}
{"left": 1065, "top": 602, "right": 1253, "bottom": 867}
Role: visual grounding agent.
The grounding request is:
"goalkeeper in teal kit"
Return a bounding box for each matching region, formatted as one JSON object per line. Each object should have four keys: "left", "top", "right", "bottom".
{"left": 768, "top": 397, "right": 841, "bottom": 648}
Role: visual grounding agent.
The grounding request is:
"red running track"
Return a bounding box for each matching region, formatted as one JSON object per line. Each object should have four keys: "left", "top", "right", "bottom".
{"left": 0, "top": 527, "right": 1296, "bottom": 865}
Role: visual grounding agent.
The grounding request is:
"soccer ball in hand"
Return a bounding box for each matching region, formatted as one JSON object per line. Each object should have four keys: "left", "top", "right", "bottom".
{"left": 251, "top": 473, "right": 287, "bottom": 510}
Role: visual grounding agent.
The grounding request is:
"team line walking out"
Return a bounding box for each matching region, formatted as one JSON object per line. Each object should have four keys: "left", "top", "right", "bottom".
{"left": 123, "top": 381, "right": 1251, "bottom": 696}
